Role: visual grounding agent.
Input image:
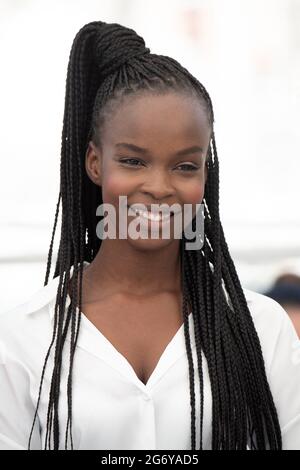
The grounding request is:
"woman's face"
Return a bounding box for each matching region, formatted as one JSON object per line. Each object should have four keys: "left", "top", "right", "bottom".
{"left": 85, "top": 92, "right": 212, "bottom": 251}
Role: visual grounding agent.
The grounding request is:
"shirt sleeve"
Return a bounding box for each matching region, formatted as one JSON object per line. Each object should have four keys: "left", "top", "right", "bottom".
{"left": 265, "top": 300, "right": 300, "bottom": 450}
{"left": 0, "top": 338, "right": 42, "bottom": 450}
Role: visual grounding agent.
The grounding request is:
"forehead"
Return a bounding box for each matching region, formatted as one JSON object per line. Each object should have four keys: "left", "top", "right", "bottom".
{"left": 101, "top": 92, "right": 211, "bottom": 148}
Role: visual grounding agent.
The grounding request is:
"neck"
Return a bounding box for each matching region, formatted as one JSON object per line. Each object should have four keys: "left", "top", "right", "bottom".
{"left": 83, "top": 238, "right": 182, "bottom": 298}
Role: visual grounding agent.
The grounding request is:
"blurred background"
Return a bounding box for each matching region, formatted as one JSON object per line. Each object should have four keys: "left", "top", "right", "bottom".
{"left": 1, "top": 0, "right": 300, "bottom": 318}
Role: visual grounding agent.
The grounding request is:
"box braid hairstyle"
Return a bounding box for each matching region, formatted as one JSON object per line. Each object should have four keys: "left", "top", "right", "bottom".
{"left": 28, "top": 20, "right": 282, "bottom": 450}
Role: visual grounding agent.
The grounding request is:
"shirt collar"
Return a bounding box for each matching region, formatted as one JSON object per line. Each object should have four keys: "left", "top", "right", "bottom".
{"left": 24, "top": 261, "right": 90, "bottom": 317}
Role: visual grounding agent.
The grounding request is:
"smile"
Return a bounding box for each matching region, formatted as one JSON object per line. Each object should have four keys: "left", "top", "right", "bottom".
{"left": 127, "top": 206, "right": 175, "bottom": 222}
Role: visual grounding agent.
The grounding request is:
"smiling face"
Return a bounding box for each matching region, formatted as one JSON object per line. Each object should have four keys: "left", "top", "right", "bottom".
{"left": 85, "top": 91, "right": 212, "bottom": 251}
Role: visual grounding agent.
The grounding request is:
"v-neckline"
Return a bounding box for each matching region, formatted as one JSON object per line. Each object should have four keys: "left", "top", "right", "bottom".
{"left": 48, "top": 261, "right": 195, "bottom": 391}
{"left": 50, "top": 290, "right": 195, "bottom": 391}
{"left": 78, "top": 305, "right": 194, "bottom": 389}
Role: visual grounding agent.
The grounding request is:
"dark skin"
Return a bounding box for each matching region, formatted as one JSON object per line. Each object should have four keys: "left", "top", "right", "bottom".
{"left": 69, "top": 92, "right": 212, "bottom": 385}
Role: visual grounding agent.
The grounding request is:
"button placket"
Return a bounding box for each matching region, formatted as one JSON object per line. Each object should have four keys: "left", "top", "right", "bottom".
{"left": 140, "top": 393, "right": 156, "bottom": 449}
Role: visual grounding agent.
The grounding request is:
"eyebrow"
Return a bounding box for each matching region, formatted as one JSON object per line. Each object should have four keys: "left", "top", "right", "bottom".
{"left": 115, "top": 142, "right": 203, "bottom": 157}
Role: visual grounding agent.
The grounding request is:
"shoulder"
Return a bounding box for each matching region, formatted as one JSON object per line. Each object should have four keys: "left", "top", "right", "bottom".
{"left": 243, "top": 286, "right": 290, "bottom": 327}
{"left": 243, "top": 288, "right": 300, "bottom": 446}
{"left": 0, "top": 275, "right": 60, "bottom": 326}
{"left": 0, "top": 275, "right": 60, "bottom": 362}
{"left": 242, "top": 286, "right": 300, "bottom": 375}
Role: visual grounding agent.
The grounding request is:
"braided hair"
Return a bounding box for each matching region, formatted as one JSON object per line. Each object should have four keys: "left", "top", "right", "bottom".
{"left": 28, "top": 21, "right": 282, "bottom": 450}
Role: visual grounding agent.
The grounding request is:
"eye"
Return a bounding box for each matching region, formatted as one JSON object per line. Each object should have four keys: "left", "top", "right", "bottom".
{"left": 176, "top": 164, "right": 199, "bottom": 172}
{"left": 119, "top": 158, "right": 145, "bottom": 167}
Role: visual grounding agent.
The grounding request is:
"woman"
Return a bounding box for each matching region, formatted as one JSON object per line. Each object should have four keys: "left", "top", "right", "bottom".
{"left": 0, "top": 20, "right": 299, "bottom": 451}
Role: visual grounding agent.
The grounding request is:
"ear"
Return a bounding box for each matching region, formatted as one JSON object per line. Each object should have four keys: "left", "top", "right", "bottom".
{"left": 85, "top": 141, "right": 102, "bottom": 186}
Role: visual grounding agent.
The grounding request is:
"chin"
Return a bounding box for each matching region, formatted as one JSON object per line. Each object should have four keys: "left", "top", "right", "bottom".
{"left": 126, "top": 235, "right": 178, "bottom": 252}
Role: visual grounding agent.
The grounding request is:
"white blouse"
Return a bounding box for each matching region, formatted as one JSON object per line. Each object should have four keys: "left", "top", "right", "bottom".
{"left": 0, "top": 261, "right": 300, "bottom": 450}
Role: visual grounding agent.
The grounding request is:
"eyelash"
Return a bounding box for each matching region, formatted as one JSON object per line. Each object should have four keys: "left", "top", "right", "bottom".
{"left": 118, "top": 158, "right": 199, "bottom": 172}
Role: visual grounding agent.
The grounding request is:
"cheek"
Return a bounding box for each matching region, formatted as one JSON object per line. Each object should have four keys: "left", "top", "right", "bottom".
{"left": 179, "top": 177, "right": 206, "bottom": 228}
{"left": 181, "top": 180, "right": 205, "bottom": 204}
{"left": 101, "top": 171, "right": 133, "bottom": 204}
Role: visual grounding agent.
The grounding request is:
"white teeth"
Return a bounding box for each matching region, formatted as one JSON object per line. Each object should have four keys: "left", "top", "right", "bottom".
{"left": 139, "top": 210, "right": 169, "bottom": 222}
{"left": 131, "top": 208, "right": 171, "bottom": 222}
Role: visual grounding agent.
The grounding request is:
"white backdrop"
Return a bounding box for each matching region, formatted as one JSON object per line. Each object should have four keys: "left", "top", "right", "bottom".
{"left": 1, "top": 0, "right": 300, "bottom": 313}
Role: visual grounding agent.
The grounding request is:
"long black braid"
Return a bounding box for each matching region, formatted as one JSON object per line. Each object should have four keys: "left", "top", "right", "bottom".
{"left": 28, "top": 20, "right": 282, "bottom": 450}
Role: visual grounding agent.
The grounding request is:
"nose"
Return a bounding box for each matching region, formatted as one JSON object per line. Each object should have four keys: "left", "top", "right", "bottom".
{"left": 141, "top": 168, "right": 175, "bottom": 201}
